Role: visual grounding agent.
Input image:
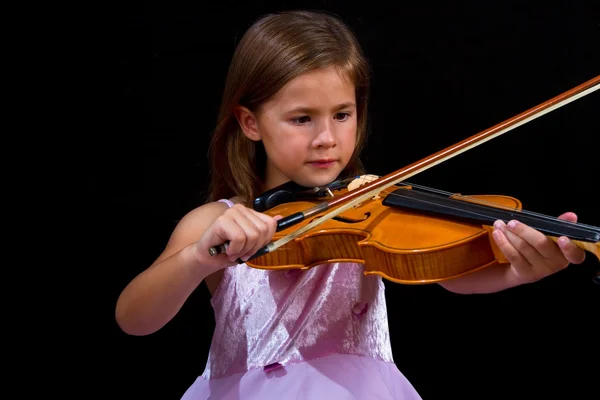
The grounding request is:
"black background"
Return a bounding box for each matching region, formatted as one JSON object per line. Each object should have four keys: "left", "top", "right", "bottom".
{"left": 91, "top": 1, "right": 599, "bottom": 398}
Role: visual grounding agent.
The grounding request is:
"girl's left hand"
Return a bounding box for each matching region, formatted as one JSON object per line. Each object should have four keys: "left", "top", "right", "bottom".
{"left": 492, "top": 212, "right": 587, "bottom": 285}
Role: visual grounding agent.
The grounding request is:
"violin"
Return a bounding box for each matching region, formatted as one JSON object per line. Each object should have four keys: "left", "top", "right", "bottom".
{"left": 209, "top": 74, "right": 600, "bottom": 284}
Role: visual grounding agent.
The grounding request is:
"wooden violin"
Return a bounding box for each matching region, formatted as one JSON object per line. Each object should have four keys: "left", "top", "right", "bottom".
{"left": 209, "top": 74, "right": 600, "bottom": 284}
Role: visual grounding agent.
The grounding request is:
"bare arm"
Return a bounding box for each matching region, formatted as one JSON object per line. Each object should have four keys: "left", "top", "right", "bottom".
{"left": 115, "top": 200, "right": 280, "bottom": 336}
{"left": 438, "top": 262, "right": 517, "bottom": 294}
{"left": 115, "top": 202, "right": 228, "bottom": 336}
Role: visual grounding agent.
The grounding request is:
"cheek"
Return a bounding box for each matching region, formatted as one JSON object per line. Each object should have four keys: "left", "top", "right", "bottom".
{"left": 276, "top": 137, "right": 308, "bottom": 159}
{"left": 341, "top": 123, "right": 358, "bottom": 150}
{"left": 262, "top": 125, "right": 307, "bottom": 159}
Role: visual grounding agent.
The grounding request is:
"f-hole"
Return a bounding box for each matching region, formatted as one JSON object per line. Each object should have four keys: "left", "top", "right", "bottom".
{"left": 310, "top": 212, "right": 371, "bottom": 224}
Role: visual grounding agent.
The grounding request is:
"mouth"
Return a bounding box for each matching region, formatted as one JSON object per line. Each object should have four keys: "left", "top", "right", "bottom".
{"left": 307, "top": 159, "right": 337, "bottom": 168}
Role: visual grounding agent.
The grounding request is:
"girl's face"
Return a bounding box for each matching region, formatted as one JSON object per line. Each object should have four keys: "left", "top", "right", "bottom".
{"left": 238, "top": 66, "right": 358, "bottom": 191}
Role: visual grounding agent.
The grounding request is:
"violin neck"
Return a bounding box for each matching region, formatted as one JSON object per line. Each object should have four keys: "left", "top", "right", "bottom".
{"left": 382, "top": 188, "right": 600, "bottom": 244}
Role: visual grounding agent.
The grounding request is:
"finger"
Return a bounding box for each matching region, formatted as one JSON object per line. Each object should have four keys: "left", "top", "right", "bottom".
{"left": 492, "top": 221, "right": 534, "bottom": 269}
{"left": 214, "top": 216, "right": 247, "bottom": 262}
{"left": 556, "top": 236, "right": 586, "bottom": 264}
{"left": 255, "top": 212, "right": 281, "bottom": 237}
{"left": 235, "top": 213, "right": 281, "bottom": 262}
{"left": 238, "top": 211, "right": 273, "bottom": 260}
{"left": 555, "top": 212, "right": 586, "bottom": 264}
{"left": 557, "top": 212, "right": 577, "bottom": 222}
{"left": 242, "top": 212, "right": 282, "bottom": 259}
{"left": 503, "top": 219, "right": 566, "bottom": 263}
{"left": 228, "top": 206, "right": 263, "bottom": 258}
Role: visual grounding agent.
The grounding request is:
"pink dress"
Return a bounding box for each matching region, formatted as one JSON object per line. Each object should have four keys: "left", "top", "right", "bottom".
{"left": 181, "top": 200, "right": 422, "bottom": 399}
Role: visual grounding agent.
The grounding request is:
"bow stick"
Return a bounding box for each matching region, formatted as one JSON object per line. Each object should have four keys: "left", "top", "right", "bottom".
{"left": 209, "top": 74, "right": 600, "bottom": 261}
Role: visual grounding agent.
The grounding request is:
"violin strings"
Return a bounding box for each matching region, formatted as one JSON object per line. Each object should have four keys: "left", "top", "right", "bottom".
{"left": 267, "top": 80, "right": 600, "bottom": 252}
{"left": 354, "top": 174, "right": 598, "bottom": 231}
{"left": 379, "top": 187, "right": 600, "bottom": 236}
{"left": 388, "top": 183, "right": 600, "bottom": 231}
{"left": 267, "top": 183, "right": 390, "bottom": 251}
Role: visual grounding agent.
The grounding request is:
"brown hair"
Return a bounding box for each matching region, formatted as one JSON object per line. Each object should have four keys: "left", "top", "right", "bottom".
{"left": 207, "top": 10, "right": 370, "bottom": 205}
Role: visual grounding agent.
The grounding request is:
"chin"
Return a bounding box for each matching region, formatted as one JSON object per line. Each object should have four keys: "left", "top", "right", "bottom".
{"left": 293, "top": 170, "right": 342, "bottom": 188}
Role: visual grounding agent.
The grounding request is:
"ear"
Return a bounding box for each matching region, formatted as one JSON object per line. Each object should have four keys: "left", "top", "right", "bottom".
{"left": 234, "top": 105, "right": 261, "bottom": 141}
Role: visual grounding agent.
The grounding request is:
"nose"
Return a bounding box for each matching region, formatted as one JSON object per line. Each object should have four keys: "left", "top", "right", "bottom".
{"left": 312, "top": 120, "right": 336, "bottom": 148}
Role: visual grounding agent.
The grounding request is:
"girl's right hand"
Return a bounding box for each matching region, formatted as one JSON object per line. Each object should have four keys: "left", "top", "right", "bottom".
{"left": 195, "top": 203, "right": 281, "bottom": 271}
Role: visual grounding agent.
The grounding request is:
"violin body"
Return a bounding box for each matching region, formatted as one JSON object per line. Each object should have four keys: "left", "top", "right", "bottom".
{"left": 246, "top": 186, "right": 520, "bottom": 284}
{"left": 209, "top": 74, "right": 600, "bottom": 284}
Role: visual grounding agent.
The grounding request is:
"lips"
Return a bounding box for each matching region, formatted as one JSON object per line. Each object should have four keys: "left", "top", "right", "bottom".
{"left": 308, "top": 158, "right": 336, "bottom": 164}
{"left": 307, "top": 158, "right": 336, "bottom": 168}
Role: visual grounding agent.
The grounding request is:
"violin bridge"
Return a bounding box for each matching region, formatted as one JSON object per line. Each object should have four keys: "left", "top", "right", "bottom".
{"left": 348, "top": 174, "right": 382, "bottom": 206}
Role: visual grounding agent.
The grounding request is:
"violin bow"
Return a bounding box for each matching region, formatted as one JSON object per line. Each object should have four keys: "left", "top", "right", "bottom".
{"left": 209, "top": 74, "right": 600, "bottom": 261}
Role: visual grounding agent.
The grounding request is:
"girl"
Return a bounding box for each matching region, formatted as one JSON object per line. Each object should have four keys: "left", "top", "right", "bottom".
{"left": 115, "top": 10, "right": 586, "bottom": 399}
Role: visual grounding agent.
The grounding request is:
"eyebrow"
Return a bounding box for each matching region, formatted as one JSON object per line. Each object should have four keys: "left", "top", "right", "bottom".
{"left": 286, "top": 102, "right": 356, "bottom": 114}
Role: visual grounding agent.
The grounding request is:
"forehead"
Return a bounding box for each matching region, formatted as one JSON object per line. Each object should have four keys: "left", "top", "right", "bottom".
{"left": 263, "top": 67, "right": 356, "bottom": 111}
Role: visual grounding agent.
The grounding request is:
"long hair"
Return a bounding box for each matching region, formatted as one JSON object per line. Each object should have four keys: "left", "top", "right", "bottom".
{"left": 208, "top": 10, "right": 370, "bottom": 205}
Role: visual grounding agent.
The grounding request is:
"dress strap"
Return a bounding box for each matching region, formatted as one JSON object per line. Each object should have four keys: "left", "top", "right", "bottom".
{"left": 217, "top": 199, "right": 235, "bottom": 208}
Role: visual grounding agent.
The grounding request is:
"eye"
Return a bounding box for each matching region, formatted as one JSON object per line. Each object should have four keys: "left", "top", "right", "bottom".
{"left": 335, "top": 112, "right": 351, "bottom": 122}
{"left": 291, "top": 116, "right": 311, "bottom": 124}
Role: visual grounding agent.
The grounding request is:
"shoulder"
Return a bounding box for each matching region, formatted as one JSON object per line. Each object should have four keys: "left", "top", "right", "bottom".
{"left": 151, "top": 199, "right": 237, "bottom": 295}
{"left": 153, "top": 200, "right": 230, "bottom": 266}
